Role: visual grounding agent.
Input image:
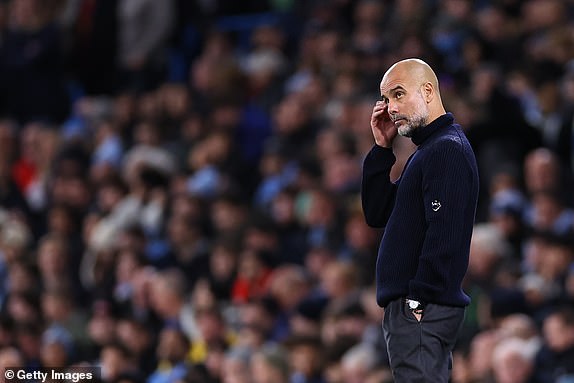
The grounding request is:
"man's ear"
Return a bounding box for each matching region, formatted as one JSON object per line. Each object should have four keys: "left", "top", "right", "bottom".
{"left": 422, "top": 82, "right": 434, "bottom": 103}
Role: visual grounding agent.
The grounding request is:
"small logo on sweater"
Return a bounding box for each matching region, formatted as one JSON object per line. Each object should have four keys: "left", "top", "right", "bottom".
{"left": 431, "top": 200, "right": 441, "bottom": 211}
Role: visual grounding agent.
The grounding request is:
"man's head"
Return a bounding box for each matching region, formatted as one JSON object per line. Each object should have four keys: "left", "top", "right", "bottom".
{"left": 543, "top": 306, "right": 574, "bottom": 353}
{"left": 379, "top": 58, "right": 445, "bottom": 137}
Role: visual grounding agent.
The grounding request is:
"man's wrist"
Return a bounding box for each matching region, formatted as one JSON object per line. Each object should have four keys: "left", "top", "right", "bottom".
{"left": 406, "top": 298, "right": 425, "bottom": 314}
{"left": 375, "top": 142, "right": 393, "bottom": 149}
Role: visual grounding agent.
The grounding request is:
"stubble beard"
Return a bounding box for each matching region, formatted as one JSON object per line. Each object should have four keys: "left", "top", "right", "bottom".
{"left": 398, "top": 95, "right": 429, "bottom": 137}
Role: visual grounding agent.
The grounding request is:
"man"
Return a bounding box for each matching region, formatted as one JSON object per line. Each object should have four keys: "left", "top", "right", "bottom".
{"left": 361, "top": 58, "right": 479, "bottom": 382}
{"left": 534, "top": 306, "right": 574, "bottom": 382}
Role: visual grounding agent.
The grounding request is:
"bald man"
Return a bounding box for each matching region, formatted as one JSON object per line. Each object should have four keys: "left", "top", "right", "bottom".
{"left": 361, "top": 59, "right": 479, "bottom": 382}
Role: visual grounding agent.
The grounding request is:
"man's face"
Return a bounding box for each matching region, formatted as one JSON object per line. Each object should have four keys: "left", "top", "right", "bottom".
{"left": 543, "top": 314, "right": 574, "bottom": 352}
{"left": 380, "top": 67, "right": 429, "bottom": 137}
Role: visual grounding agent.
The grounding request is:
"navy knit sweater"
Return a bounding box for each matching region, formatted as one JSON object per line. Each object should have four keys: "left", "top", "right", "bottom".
{"left": 362, "top": 113, "right": 479, "bottom": 308}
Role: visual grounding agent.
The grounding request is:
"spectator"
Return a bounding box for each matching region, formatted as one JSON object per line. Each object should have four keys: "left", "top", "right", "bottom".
{"left": 149, "top": 268, "right": 196, "bottom": 340}
{"left": 189, "top": 305, "right": 235, "bottom": 364}
{"left": 535, "top": 306, "right": 574, "bottom": 382}
{"left": 340, "top": 343, "right": 381, "bottom": 383}
{"left": 117, "top": 0, "right": 175, "bottom": 92}
{"left": 220, "top": 347, "right": 252, "bottom": 383}
{"left": 491, "top": 337, "right": 537, "bottom": 383}
{"left": 231, "top": 248, "right": 273, "bottom": 304}
{"left": 40, "top": 287, "right": 89, "bottom": 357}
{"left": 0, "top": 347, "right": 24, "bottom": 383}
{"left": 115, "top": 315, "right": 156, "bottom": 376}
{"left": 338, "top": 209, "right": 379, "bottom": 286}
{"left": 283, "top": 334, "right": 326, "bottom": 383}
{"left": 147, "top": 326, "right": 190, "bottom": 383}
{"left": 65, "top": 0, "right": 118, "bottom": 95}
{"left": 0, "top": 0, "right": 70, "bottom": 123}
{"left": 250, "top": 344, "right": 290, "bottom": 383}
{"left": 99, "top": 342, "right": 139, "bottom": 383}
{"left": 86, "top": 300, "right": 118, "bottom": 359}
{"left": 266, "top": 264, "right": 313, "bottom": 341}
{"left": 40, "top": 324, "right": 75, "bottom": 367}
{"left": 523, "top": 148, "right": 566, "bottom": 198}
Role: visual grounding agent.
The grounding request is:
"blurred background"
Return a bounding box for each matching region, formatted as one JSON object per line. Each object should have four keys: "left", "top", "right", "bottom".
{"left": 0, "top": 0, "right": 573, "bottom": 382}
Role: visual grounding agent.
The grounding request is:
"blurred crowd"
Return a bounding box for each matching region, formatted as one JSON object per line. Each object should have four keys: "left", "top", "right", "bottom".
{"left": 0, "top": 0, "right": 574, "bottom": 382}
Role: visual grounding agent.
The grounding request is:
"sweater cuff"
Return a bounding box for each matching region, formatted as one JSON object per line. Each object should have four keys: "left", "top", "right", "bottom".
{"left": 362, "top": 144, "right": 396, "bottom": 176}
{"left": 367, "top": 144, "right": 396, "bottom": 162}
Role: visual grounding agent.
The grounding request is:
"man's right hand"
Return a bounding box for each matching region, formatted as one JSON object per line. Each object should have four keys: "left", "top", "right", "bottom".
{"left": 371, "top": 101, "right": 398, "bottom": 148}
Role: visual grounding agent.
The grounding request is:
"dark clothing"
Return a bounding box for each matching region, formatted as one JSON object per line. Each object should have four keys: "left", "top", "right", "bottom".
{"left": 534, "top": 345, "right": 574, "bottom": 383}
{"left": 68, "top": 0, "right": 118, "bottom": 95}
{"left": 383, "top": 298, "right": 465, "bottom": 383}
{"left": 0, "top": 23, "right": 70, "bottom": 123}
{"left": 361, "top": 113, "right": 479, "bottom": 308}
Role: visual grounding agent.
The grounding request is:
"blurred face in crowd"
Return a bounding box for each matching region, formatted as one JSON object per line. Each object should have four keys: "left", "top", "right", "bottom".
{"left": 157, "top": 328, "right": 188, "bottom": 364}
{"left": 211, "top": 199, "right": 246, "bottom": 234}
{"left": 237, "top": 249, "right": 266, "bottom": 281}
{"left": 492, "top": 348, "right": 533, "bottom": 383}
{"left": 269, "top": 266, "right": 310, "bottom": 310}
{"left": 468, "top": 330, "right": 499, "bottom": 380}
{"left": 529, "top": 192, "right": 563, "bottom": 230}
{"left": 238, "top": 300, "right": 273, "bottom": 338}
{"left": 116, "top": 319, "right": 151, "bottom": 357}
{"left": 537, "top": 242, "right": 572, "bottom": 280}
{"left": 37, "top": 236, "right": 69, "bottom": 277}
{"left": 41, "top": 291, "right": 72, "bottom": 322}
{"left": 0, "top": 347, "right": 23, "bottom": 383}
{"left": 196, "top": 307, "right": 225, "bottom": 343}
{"left": 6, "top": 262, "right": 36, "bottom": 295}
{"left": 543, "top": 313, "right": 574, "bottom": 352}
{"left": 289, "top": 343, "right": 323, "bottom": 378}
{"left": 7, "top": 294, "right": 38, "bottom": 323}
{"left": 274, "top": 95, "right": 309, "bottom": 135}
{"left": 305, "top": 190, "right": 335, "bottom": 226}
{"left": 150, "top": 276, "right": 182, "bottom": 319}
{"left": 8, "top": 0, "right": 43, "bottom": 30}
{"left": 524, "top": 149, "right": 559, "bottom": 194}
{"left": 40, "top": 341, "right": 68, "bottom": 367}
{"left": 158, "top": 83, "right": 191, "bottom": 119}
{"left": 97, "top": 182, "right": 126, "bottom": 215}
{"left": 88, "top": 311, "right": 116, "bottom": 347}
{"left": 221, "top": 354, "right": 251, "bottom": 383}
{"left": 320, "top": 262, "right": 357, "bottom": 299}
{"left": 100, "top": 345, "right": 131, "bottom": 381}
{"left": 51, "top": 175, "right": 91, "bottom": 210}
{"left": 344, "top": 213, "right": 377, "bottom": 251}
{"left": 271, "top": 190, "right": 296, "bottom": 225}
{"left": 210, "top": 243, "right": 237, "bottom": 282}
{"left": 167, "top": 214, "right": 197, "bottom": 248}
{"left": 251, "top": 351, "right": 289, "bottom": 383}
{"left": 115, "top": 250, "right": 142, "bottom": 285}
{"left": 305, "top": 246, "right": 335, "bottom": 281}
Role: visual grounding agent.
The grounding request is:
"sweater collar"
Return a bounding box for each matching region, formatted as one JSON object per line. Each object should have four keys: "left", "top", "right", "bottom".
{"left": 411, "top": 112, "right": 454, "bottom": 146}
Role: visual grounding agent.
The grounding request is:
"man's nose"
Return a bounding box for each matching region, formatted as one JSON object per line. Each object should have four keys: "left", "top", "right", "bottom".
{"left": 387, "top": 101, "right": 398, "bottom": 115}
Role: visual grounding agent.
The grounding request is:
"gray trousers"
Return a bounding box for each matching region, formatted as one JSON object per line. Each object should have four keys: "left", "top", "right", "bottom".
{"left": 382, "top": 298, "right": 465, "bottom": 383}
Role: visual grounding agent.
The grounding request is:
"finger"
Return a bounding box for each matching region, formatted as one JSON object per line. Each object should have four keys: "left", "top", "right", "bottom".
{"left": 372, "top": 110, "right": 385, "bottom": 119}
{"left": 373, "top": 105, "right": 386, "bottom": 114}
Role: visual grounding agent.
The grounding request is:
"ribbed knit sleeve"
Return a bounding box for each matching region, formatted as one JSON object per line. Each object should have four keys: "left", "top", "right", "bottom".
{"left": 408, "top": 139, "right": 477, "bottom": 303}
{"left": 361, "top": 145, "right": 397, "bottom": 228}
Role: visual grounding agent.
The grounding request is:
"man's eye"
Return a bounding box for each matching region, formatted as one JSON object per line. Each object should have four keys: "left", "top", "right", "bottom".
{"left": 396, "top": 92, "right": 404, "bottom": 99}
